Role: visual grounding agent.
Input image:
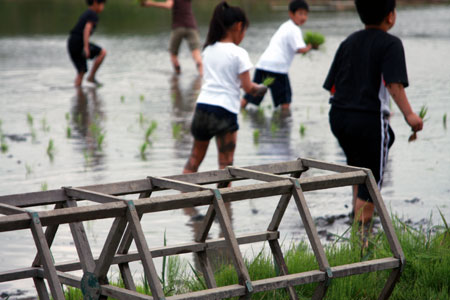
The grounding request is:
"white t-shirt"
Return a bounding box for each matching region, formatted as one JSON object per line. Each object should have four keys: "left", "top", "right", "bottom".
{"left": 196, "top": 42, "right": 253, "bottom": 114}
{"left": 256, "top": 20, "right": 306, "bottom": 74}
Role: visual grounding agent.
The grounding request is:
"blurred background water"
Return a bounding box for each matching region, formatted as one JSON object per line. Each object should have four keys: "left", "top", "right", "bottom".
{"left": 0, "top": 0, "right": 449, "bottom": 296}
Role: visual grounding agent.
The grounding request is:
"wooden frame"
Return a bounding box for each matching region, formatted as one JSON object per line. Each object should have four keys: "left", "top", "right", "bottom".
{"left": 0, "top": 158, "right": 404, "bottom": 299}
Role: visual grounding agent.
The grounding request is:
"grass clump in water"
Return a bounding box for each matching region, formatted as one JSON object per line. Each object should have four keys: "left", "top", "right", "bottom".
{"left": 46, "top": 139, "right": 55, "bottom": 160}
{"left": 253, "top": 129, "right": 260, "bottom": 144}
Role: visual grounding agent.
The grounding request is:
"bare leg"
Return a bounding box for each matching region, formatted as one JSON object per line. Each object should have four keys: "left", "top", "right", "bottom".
{"left": 354, "top": 198, "right": 374, "bottom": 224}
{"left": 170, "top": 53, "right": 181, "bottom": 74}
{"left": 281, "top": 103, "right": 290, "bottom": 111}
{"left": 87, "top": 49, "right": 107, "bottom": 83}
{"left": 75, "top": 72, "right": 85, "bottom": 87}
{"left": 216, "top": 131, "right": 237, "bottom": 187}
{"left": 191, "top": 48, "right": 203, "bottom": 76}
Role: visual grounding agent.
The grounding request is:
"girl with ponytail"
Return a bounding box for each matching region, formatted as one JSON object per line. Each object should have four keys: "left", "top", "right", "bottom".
{"left": 183, "top": 1, "right": 266, "bottom": 181}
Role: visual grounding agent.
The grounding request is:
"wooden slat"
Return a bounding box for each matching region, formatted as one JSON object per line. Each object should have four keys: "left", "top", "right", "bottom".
{"left": 94, "top": 216, "right": 128, "bottom": 283}
{"left": 0, "top": 160, "right": 307, "bottom": 208}
{"left": 331, "top": 257, "right": 400, "bottom": 277}
{"left": 33, "top": 277, "right": 50, "bottom": 300}
{"left": 378, "top": 267, "right": 402, "bottom": 300}
{"left": 150, "top": 177, "right": 208, "bottom": 192}
{"left": 124, "top": 201, "right": 165, "bottom": 299}
{"left": 28, "top": 212, "right": 65, "bottom": 300}
{"left": 0, "top": 171, "right": 368, "bottom": 233}
{"left": 64, "top": 199, "right": 96, "bottom": 273}
{"left": 0, "top": 203, "right": 27, "bottom": 215}
{"left": 290, "top": 179, "right": 330, "bottom": 273}
{"left": 196, "top": 251, "right": 217, "bottom": 289}
{"left": 0, "top": 231, "right": 279, "bottom": 281}
{"left": 64, "top": 187, "right": 123, "bottom": 204}
{"left": 211, "top": 189, "right": 252, "bottom": 294}
{"left": 227, "top": 167, "right": 289, "bottom": 182}
{"left": 269, "top": 239, "right": 299, "bottom": 300}
{"left": 300, "top": 158, "right": 364, "bottom": 173}
{"left": 57, "top": 271, "right": 82, "bottom": 289}
{"left": 365, "top": 172, "right": 405, "bottom": 259}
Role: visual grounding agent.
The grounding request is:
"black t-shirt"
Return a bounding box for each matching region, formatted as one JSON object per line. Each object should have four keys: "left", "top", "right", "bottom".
{"left": 323, "top": 29, "right": 408, "bottom": 115}
{"left": 70, "top": 9, "right": 99, "bottom": 38}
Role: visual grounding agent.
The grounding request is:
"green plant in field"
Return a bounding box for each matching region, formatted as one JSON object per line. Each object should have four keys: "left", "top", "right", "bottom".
{"left": 418, "top": 104, "right": 429, "bottom": 121}
{"left": 41, "top": 182, "right": 48, "bottom": 191}
{"left": 27, "top": 113, "right": 34, "bottom": 127}
{"left": 66, "top": 126, "right": 72, "bottom": 138}
{"left": 253, "top": 129, "right": 260, "bottom": 144}
{"left": 270, "top": 122, "right": 279, "bottom": 135}
{"left": 145, "top": 121, "right": 158, "bottom": 142}
{"left": 140, "top": 142, "right": 148, "bottom": 160}
{"left": 76, "top": 113, "right": 82, "bottom": 126}
{"left": 262, "top": 77, "right": 275, "bottom": 87}
{"left": 140, "top": 94, "right": 145, "bottom": 102}
{"left": 41, "top": 117, "right": 50, "bottom": 132}
{"left": 304, "top": 31, "right": 325, "bottom": 48}
{"left": 299, "top": 124, "right": 306, "bottom": 136}
{"left": 0, "top": 134, "right": 7, "bottom": 153}
{"left": 25, "top": 163, "right": 33, "bottom": 175}
{"left": 89, "top": 123, "right": 105, "bottom": 150}
{"left": 65, "top": 112, "right": 70, "bottom": 121}
{"left": 172, "top": 123, "right": 182, "bottom": 139}
{"left": 443, "top": 113, "right": 447, "bottom": 128}
{"left": 139, "top": 112, "right": 146, "bottom": 127}
{"left": 47, "top": 139, "right": 55, "bottom": 160}
{"left": 120, "top": 95, "right": 125, "bottom": 103}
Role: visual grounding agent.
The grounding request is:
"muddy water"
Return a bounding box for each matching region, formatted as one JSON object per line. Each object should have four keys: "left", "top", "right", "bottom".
{"left": 0, "top": 2, "right": 449, "bottom": 296}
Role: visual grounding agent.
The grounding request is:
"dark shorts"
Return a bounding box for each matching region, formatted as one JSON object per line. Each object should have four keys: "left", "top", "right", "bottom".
{"left": 67, "top": 36, "right": 102, "bottom": 74}
{"left": 329, "top": 106, "right": 395, "bottom": 202}
{"left": 191, "top": 104, "right": 239, "bottom": 141}
{"left": 244, "top": 69, "right": 292, "bottom": 107}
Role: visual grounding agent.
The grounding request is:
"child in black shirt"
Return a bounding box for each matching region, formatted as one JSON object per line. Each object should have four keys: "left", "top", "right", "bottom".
{"left": 68, "top": 0, "right": 107, "bottom": 87}
{"left": 323, "top": 0, "right": 423, "bottom": 224}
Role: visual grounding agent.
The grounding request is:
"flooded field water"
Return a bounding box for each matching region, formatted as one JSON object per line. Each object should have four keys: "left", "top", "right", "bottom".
{"left": 0, "top": 1, "right": 449, "bottom": 296}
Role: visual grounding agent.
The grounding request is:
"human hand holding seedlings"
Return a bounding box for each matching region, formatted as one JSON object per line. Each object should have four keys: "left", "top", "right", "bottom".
{"left": 240, "top": 71, "right": 267, "bottom": 97}
{"left": 386, "top": 83, "right": 423, "bottom": 141}
{"left": 252, "top": 84, "right": 267, "bottom": 97}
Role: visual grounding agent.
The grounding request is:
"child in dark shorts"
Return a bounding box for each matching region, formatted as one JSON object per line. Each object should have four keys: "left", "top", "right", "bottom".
{"left": 67, "top": 0, "right": 107, "bottom": 87}
{"left": 323, "top": 0, "right": 423, "bottom": 224}
{"left": 241, "top": 0, "right": 312, "bottom": 111}
{"left": 183, "top": 1, "right": 266, "bottom": 177}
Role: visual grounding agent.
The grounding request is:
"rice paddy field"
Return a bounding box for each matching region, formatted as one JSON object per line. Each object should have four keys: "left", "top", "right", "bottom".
{"left": 0, "top": 0, "right": 449, "bottom": 297}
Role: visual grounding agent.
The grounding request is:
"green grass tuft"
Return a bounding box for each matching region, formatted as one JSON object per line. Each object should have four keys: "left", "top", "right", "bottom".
{"left": 304, "top": 31, "right": 325, "bottom": 48}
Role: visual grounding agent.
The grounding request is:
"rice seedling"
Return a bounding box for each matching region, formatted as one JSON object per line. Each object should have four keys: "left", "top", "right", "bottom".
{"left": 41, "top": 117, "right": 50, "bottom": 132}
{"left": 66, "top": 126, "right": 72, "bottom": 138}
{"left": 0, "top": 134, "right": 7, "bottom": 153}
{"left": 89, "top": 123, "right": 105, "bottom": 150}
{"left": 96, "top": 133, "right": 105, "bottom": 150}
{"left": 262, "top": 77, "right": 275, "bottom": 87}
{"left": 145, "top": 120, "right": 158, "bottom": 142}
{"left": 83, "top": 150, "right": 91, "bottom": 166}
{"left": 409, "top": 104, "right": 429, "bottom": 142}
{"left": 418, "top": 104, "right": 429, "bottom": 121}
{"left": 140, "top": 142, "right": 148, "bottom": 160}
{"left": 270, "top": 122, "right": 279, "bottom": 135}
{"left": 65, "top": 112, "right": 70, "bottom": 121}
{"left": 120, "top": 95, "right": 125, "bottom": 103}
{"left": 443, "top": 113, "right": 447, "bottom": 129}
{"left": 25, "top": 163, "right": 33, "bottom": 175}
{"left": 304, "top": 31, "right": 325, "bottom": 49}
{"left": 27, "top": 113, "right": 34, "bottom": 127}
{"left": 47, "top": 139, "right": 55, "bottom": 160}
{"left": 253, "top": 129, "right": 260, "bottom": 144}
{"left": 172, "top": 123, "right": 182, "bottom": 139}
{"left": 140, "top": 94, "right": 145, "bottom": 102}
{"left": 299, "top": 123, "right": 306, "bottom": 136}
{"left": 41, "top": 182, "right": 48, "bottom": 191}
{"left": 76, "top": 113, "right": 82, "bottom": 126}
{"left": 139, "top": 112, "right": 146, "bottom": 127}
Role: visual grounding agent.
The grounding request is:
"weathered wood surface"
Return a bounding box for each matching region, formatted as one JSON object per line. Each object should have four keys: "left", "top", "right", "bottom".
{"left": 0, "top": 158, "right": 403, "bottom": 300}
{"left": 0, "top": 170, "right": 367, "bottom": 233}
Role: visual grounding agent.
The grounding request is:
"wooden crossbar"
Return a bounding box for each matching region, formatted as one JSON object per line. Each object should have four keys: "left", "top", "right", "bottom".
{"left": 0, "top": 158, "right": 404, "bottom": 300}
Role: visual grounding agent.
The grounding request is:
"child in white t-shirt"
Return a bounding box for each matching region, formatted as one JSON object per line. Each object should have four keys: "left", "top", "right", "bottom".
{"left": 241, "top": 0, "right": 312, "bottom": 111}
{"left": 183, "top": 1, "right": 266, "bottom": 177}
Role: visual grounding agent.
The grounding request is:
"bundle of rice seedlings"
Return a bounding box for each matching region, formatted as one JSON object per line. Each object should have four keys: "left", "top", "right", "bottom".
{"left": 304, "top": 31, "right": 325, "bottom": 49}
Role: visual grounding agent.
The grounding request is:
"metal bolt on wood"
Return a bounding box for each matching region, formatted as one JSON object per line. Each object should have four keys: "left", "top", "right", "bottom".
{"left": 0, "top": 158, "right": 404, "bottom": 300}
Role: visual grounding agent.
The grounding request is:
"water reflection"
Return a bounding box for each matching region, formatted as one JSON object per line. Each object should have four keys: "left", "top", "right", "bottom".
{"left": 71, "top": 86, "right": 105, "bottom": 168}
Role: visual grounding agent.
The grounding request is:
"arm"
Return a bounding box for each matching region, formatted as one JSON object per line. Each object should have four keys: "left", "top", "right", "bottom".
{"left": 83, "top": 22, "right": 94, "bottom": 58}
{"left": 297, "top": 44, "right": 312, "bottom": 54}
{"left": 239, "top": 71, "right": 267, "bottom": 97}
{"left": 387, "top": 83, "right": 423, "bottom": 132}
{"left": 141, "top": 0, "right": 173, "bottom": 9}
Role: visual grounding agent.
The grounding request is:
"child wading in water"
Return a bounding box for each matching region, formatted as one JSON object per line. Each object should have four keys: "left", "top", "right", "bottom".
{"left": 183, "top": 1, "right": 267, "bottom": 178}
{"left": 323, "top": 0, "right": 423, "bottom": 224}
{"left": 67, "top": 0, "right": 107, "bottom": 87}
{"left": 241, "top": 0, "right": 312, "bottom": 111}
